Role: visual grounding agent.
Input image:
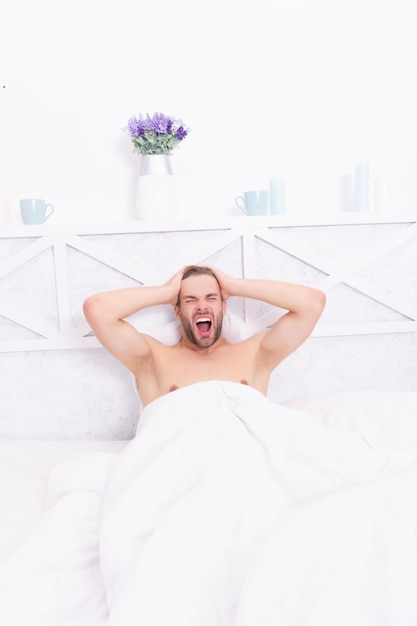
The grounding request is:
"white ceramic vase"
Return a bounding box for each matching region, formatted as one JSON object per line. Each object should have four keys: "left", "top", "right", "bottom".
{"left": 135, "top": 154, "right": 178, "bottom": 220}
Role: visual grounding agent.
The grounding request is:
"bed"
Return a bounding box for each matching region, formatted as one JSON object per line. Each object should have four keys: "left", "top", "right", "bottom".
{"left": 1, "top": 215, "right": 417, "bottom": 625}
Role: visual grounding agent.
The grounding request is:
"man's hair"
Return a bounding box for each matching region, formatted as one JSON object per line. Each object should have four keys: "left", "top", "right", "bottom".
{"left": 177, "top": 265, "right": 222, "bottom": 305}
{"left": 182, "top": 265, "right": 218, "bottom": 282}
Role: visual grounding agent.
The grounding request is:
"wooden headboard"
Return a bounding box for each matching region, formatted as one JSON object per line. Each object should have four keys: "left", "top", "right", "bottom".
{"left": 1, "top": 214, "right": 416, "bottom": 440}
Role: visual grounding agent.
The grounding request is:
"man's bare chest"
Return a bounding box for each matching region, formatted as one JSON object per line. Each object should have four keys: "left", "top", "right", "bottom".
{"left": 135, "top": 338, "right": 267, "bottom": 406}
{"left": 154, "top": 343, "right": 257, "bottom": 386}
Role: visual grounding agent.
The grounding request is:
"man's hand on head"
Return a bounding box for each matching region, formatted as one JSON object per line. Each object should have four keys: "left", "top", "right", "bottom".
{"left": 166, "top": 267, "right": 186, "bottom": 306}
{"left": 205, "top": 266, "right": 237, "bottom": 301}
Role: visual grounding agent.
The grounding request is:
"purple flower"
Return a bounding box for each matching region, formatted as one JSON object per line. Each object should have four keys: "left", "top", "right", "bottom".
{"left": 175, "top": 126, "right": 188, "bottom": 141}
{"left": 127, "top": 117, "right": 145, "bottom": 137}
{"left": 149, "top": 112, "right": 170, "bottom": 134}
{"left": 125, "top": 112, "right": 189, "bottom": 154}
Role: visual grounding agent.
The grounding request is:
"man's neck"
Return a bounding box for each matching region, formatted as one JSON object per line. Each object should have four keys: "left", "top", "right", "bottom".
{"left": 178, "top": 335, "right": 229, "bottom": 354}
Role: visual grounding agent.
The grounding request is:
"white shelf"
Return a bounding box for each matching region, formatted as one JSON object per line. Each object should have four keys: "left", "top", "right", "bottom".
{"left": 0, "top": 211, "right": 416, "bottom": 238}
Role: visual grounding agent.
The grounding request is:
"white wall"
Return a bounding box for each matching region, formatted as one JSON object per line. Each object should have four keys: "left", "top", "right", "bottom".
{"left": 1, "top": 0, "right": 416, "bottom": 224}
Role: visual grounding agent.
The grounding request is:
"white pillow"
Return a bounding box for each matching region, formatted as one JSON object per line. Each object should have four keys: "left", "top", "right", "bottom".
{"left": 0, "top": 452, "right": 113, "bottom": 626}
{"left": 284, "top": 391, "right": 417, "bottom": 453}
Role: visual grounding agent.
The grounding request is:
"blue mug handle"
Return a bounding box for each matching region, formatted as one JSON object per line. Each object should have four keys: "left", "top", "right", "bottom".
{"left": 43, "top": 203, "right": 55, "bottom": 222}
{"left": 235, "top": 196, "right": 248, "bottom": 214}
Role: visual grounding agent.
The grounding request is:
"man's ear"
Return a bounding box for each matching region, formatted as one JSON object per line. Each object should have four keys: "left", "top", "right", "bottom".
{"left": 222, "top": 299, "right": 227, "bottom": 314}
{"left": 173, "top": 304, "right": 180, "bottom": 320}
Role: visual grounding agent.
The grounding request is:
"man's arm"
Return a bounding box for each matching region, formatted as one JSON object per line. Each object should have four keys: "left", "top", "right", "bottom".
{"left": 83, "top": 269, "right": 183, "bottom": 372}
{"left": 211, "top": 267, "right": 326, "bottom": 368}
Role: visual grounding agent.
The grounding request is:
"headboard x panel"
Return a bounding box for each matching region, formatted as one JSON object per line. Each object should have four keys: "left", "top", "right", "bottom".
{"left": 0, "top": 216, "right": 416, "bottom": 439}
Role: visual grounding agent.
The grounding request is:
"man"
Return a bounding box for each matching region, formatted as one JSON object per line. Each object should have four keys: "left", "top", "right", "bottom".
{"left": 83, "top": 265, "right": 326, "bottom": 406}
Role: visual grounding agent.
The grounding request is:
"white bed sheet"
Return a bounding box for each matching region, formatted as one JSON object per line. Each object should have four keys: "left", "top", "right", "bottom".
{"left": 0, "top": 441, "right": 127, "bottom": 564}
{"left": 1, "top": 385, "right": 417, "bottom": 626}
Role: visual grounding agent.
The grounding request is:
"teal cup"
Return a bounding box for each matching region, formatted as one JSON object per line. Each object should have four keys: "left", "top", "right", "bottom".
{"left": 20, "top": 198, "right": 55, "bottom": 224}
{"left": 269, "top": 178, "right": 286, "bottom": 215}
{"left": 235, "top": 190, "right": 268, "bottom": 216}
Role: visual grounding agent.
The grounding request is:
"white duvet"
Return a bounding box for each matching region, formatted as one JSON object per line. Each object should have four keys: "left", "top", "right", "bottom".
{"left": 1, "top": 381, "right": 417, "bottom": 626}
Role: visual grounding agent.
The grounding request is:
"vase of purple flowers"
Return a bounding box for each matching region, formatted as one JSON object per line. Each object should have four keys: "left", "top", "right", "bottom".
{"left": 126, "top": 112, "right": 189, "bottom": 220}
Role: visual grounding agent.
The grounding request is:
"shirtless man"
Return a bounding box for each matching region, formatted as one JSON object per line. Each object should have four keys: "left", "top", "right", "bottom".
{"left": 83, "top": 265, "right": 326, "bottom": 407}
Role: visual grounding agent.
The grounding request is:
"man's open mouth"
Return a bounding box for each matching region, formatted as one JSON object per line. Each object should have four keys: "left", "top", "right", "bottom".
{"left": 195, "top": 317, "right": 212, "bottom": 336}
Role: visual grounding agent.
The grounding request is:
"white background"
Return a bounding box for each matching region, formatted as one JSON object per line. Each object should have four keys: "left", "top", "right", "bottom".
{"left": 1, "top": 0, "right": 417, "bottom": 224}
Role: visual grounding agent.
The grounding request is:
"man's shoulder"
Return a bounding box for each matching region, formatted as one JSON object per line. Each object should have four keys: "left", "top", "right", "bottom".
{"left": 142, "top": 333, "right": 179, "bottom": 350}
